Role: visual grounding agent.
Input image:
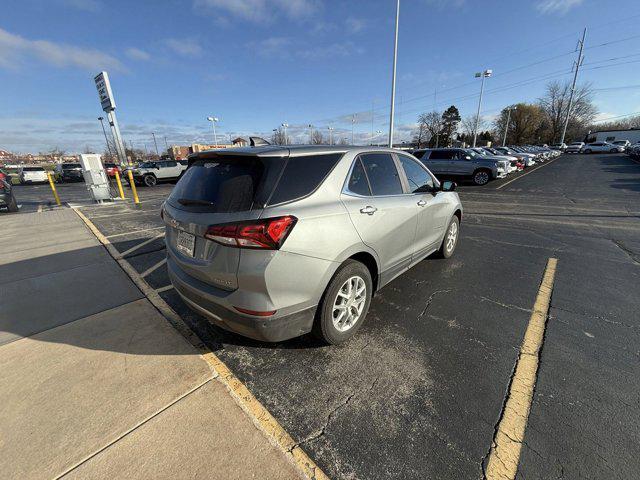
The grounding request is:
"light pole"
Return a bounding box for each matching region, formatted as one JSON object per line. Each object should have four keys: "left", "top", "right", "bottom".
{"left": 308, "top": 124, "right": 314, "bottom": 144}
{"left": 503, "top": 105, "right": 517, "bottom": 146}
{"left": 351, "top": 114, "right": 356, "bottom": 145}
{"left": 560, "top": 27, "right": 587, "bottom": 145}
{"left": 97, "top": 116, "right": 114, "bottom": 160}
{"left": 328, "top": 126, "right": 334, "bottom": 145}
{"left": 151, "top": 132, "right": 159, "bottom": 156}
{"left": 388, "top": 0, "right": 400, "bottom": 148}
{"left": 373, "top": 130, "right": 382, "bottom": 146}
{"left": 281, "top": 123, "right": 289, "bottom": 145}
{"left": 472, "top": 68, "right": 492, "bottom": 147}
{"left": 207, "top": 116, "right": 219, "bottom": 147}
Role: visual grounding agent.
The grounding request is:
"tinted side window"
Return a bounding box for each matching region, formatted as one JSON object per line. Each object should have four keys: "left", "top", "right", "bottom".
{"left": 268, "top": 153, "right": 343, "bottom": 205}
{"left": 166, "top": 161, "right": 177, "bottom": 167}
{"left": 429, "top": 150, "right": 453, "bottom": 160}
{"left": 360, "top": 153, "right": 403, "bottom": 196}
{"left": 412, "top": 150, "right": 426, "bottom": 159}
{"left": 398, "top": 156, "right": 433, "bottom": 193}
{"left": 347, "top": 158, "right": 371, "bottom": 196}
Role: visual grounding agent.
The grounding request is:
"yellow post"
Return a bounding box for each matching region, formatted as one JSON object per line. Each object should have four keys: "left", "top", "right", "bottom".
{"left": 47, "top": 172, "right": 61, "bottom": 206}
{"left": 127, "top": 169, "right": 140, "bottom": 205}
{"left": 114, "top": 170, "right": 125, "bottom": 199}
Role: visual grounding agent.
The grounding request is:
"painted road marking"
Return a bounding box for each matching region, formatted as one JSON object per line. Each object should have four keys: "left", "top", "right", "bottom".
{"left": 485, "top": 258, "right": 558, "bottom": 480}
{"left": 496, "top": 156, "right": 560, "bottom": 190}
{"left": 72, "top": 207, "right": 328, "bottom": 480}
{"left": 141, "top": 258, "right": 167, "bottom": 278}
{"left": 106, "top": 226, "right": 165, "bottom": 239}
{"left": 155, "top": 285, "right": 175, "bottom": 293}
{"left": 37, "top": 204, "right": 43, "bottom": 213}
{"left": 117, "top": 233, "right": 165, "bottom": 259}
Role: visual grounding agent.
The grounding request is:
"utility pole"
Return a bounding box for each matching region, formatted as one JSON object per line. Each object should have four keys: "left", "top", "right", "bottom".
{"left": 472, "top": 69, "right": 492, "bottom": 147}
{"left": 503, "top": 106, "right": 517, "bottom": 146}
{"left": 351, "top": 114, "right": 356, "bottom": 145}
{"left": 97, "top": 116, "right": 113, "bottom": 159}
{"left": 328, "top": 126, "right": 334, "bottom": 145}
{"left": 371, "top": 100, "right": 375, "bottom": 145}
{"left": 207, "top": 116, "right": 219, "bottom": 147}
{"left": 151, "top": 132, "right": 159, "bottom": 156}
{"left": 560, "top": 27, "right": 587, "bottom": 146}
{"left": 164, "top": 136, "right": 168, "bottom": 149}
{"left": 388, "top": 0, "right": 400, "bottom": 148}
{"left": 281, "top": 123, "right": 289, "bottom": 145}
{"left": 308, "top": 124, "right": 314, "bottom": 144}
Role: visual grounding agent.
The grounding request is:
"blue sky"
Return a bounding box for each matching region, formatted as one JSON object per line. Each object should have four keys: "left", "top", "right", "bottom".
{"left": 1, "top": 0, "right": 639, "bottom": 153}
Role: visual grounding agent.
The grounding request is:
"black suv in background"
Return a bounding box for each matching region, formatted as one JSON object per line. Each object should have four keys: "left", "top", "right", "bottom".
{"left": 53, "top": 163, "right": 84, "bottom": 183}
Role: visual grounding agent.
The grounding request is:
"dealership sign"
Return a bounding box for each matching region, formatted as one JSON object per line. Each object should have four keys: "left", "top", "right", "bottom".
{"left": 94, "top": 71, "right": 116, "bottom": 112}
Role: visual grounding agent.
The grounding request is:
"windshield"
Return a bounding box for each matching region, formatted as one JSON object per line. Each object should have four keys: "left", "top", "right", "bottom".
{"left": 138, "top": 162, "right": 157, "bottom": 168}
{"left": 62, "top": 163, "right": 81, "bottom": 169}
{"left": 464, "top": 149, "right": 478, "bottom": 158}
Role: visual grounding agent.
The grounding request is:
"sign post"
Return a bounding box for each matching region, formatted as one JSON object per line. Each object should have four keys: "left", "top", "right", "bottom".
{"left": 94, "top": 71, "right": 128, "bottom": 166}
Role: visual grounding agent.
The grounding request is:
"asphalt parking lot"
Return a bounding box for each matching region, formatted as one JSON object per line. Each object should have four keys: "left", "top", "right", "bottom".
{"left": 7, "top": 153, "right": 640, "bottom": 479}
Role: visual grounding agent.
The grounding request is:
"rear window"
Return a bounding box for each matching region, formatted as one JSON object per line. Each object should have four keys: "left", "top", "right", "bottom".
{"left": 23, "top": 167, "right": 44, "bottom": 171}
{"left": 62, "top": 163, "right": 81, "bottom": 169}
{"left": 267, "top": 153, "right": 342, "bottom": 205}
{"left": 169, "top": 157, "right": 265, "bottom": 212}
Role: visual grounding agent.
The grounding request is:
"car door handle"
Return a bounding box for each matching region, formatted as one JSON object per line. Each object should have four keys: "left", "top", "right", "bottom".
{"left": 417, "top": 200, "right": 427, "bottom": 207}
{"left": 360, "top": 206, "right": 377, "bottom": 215}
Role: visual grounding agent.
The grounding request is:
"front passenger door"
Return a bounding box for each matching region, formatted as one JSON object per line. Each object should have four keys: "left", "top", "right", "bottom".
{"left": 341, "top": 153, "right": 418, "bottom": 286}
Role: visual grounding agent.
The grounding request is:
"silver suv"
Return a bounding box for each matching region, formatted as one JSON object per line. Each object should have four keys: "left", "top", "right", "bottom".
{"left": 130, "top": 160, "right": 187, "bottom": 187}
{"left": 162, "top": 146, "right": 463, "bottom": 344}
{"left": 413, "top": 148, "right": 509, "bottom": 185}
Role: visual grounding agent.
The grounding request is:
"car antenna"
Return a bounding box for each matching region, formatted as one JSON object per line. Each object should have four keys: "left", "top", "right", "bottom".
{"left": 249, "top": 136, "right": 271, "bottom": 147}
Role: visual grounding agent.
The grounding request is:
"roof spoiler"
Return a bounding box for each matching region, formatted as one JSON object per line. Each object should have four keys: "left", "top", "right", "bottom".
{"left": 250, "top": 136, "right": 270, "bottom": 147}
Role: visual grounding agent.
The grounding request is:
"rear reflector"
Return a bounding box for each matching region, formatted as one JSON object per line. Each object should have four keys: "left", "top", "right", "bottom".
{"left": 205, "top": 215, "right": 297, "bottom": 249}
{"left": 234, "top": 306, "right": 277, "bottom": 317}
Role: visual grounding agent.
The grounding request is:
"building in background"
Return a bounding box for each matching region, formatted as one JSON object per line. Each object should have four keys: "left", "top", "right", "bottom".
{"left": 586, "top": 128, "right": 640, "bottom": 144}
{"left": 167, "top": 139, "right": 249, "bottom": 160}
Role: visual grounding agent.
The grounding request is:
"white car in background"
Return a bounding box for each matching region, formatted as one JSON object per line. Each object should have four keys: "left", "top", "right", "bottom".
{"left": 612, "top": 140, "right": 630, "bottom": 151}
{"left": 19, "top": 166, "right": 48, "bottom": 184}
{"left": 565, "top": 142, "right": 585, "bottom": 153}
{"left": 582, "top": 142, "right": 624, "bottom": 154}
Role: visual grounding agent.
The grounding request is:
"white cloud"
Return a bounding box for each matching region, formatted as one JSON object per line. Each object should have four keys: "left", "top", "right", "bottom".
{"left": 423, "top": 0, "right": 466, "bottom": 9}
{"left": 345, "top": 17, "right": 367, "bottom": 34}
{"left": 593, "top": 111, "right": 619, "bottom": 123}
{"left": 0, "top": 27, "right": 124, "bottom": 72}
{"left": 536, "top": 0, "right": 584, "bottom": 15}
{"left": 164, "top": 38, "right": 203, "bottom": 57}
{"left": 250, "top": 37, "right": 363, "bottom": 60}
{"left": 194, "top": 0, "right": 320, "bottom": 22}
{"left": 60, "top": 0, "right": 102, "bottom": 12}
{"left": 125, "top": 48, "right": 150, "bottom": 61}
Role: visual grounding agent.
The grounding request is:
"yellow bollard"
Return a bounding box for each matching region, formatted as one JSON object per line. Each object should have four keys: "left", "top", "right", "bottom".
{"left": 127, "top": 169, "right": 140, "bottom": 205}
{"left": 47, "top": 172, "right": 61, "bottom": 206}
{"left": 114, "top": 170, "right": 125, "bottom": 199}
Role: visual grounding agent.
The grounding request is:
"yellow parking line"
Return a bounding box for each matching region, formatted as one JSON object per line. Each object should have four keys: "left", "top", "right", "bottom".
{"left": 496, "top": 156, "right": 560, "bottom": 190}
{"left": 485, "top": 258, "right": 558, "bottom": 480}
{"left": 72, "top": 207, "right": 328, "bottom": 480}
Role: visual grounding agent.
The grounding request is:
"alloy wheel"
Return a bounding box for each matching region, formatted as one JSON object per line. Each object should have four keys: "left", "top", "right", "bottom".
{"left": 332, "top": 276, "right": 367, "bottom": 332}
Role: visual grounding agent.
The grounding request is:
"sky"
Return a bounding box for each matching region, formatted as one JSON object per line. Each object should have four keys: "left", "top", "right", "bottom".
{"left": 1, "top": 0, "right": 640, "bottom": 153}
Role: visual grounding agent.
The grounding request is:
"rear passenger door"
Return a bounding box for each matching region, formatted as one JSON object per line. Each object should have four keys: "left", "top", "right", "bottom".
{"left": 341, "top": 153, "right": 419, "bottom": 286}
{"left": 424, "top": 150, "right": 454, "bottom": 174}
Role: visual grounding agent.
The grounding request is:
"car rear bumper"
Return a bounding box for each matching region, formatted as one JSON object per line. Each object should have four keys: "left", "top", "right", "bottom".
{"left": 167, "top": 256, "right": 316, "bottom": 342}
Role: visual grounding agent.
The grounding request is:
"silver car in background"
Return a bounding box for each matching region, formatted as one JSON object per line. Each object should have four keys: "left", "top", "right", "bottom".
{"left": 162, "top": 145, "right": 462, "bottom": 344}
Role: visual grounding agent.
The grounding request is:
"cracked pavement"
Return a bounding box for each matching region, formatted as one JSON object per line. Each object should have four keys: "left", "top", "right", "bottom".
{"left": 12, "top": 152, "right": 639, "bottom": 479}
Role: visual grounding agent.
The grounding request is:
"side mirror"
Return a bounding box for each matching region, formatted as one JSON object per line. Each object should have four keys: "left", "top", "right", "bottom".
{"left": 441, "top": 180, "right": 456, "bottom": 192}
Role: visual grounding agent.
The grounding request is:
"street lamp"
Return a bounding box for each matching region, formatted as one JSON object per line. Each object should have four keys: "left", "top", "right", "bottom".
{"left": 207, "top": 116, "right": 219, "bottom": 147}
{"left": 308, "top": 124, "right": 314, "bottom": 144}
{"left": 97, "top": 116, "right": 114, "bottom": 159}
{"left": 351, "top": 114, "right": 357, "bottom": 145}
{"left": 151, "top": 132, "right": 159, "bottom": 156}
{"left": 472, "top": 68, "right": 492, "bottom": 148}
{"left": 328, "top": 126, "right": 334, "bottom": 145}
{"left": 503, "top": 105, "right": 517, "bottom": 147}
{"left": 388, "top": 0, "right": 400, "bottom": 148}
{"left": 281, "top": 123, "right": 289, "bottom": 145}
{"left": 373, "top": 130, "right": 382, "bottom": 146}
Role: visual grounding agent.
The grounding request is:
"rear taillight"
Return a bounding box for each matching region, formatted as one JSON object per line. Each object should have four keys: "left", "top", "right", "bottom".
{"left": 205, "top": 216, "right": 297, "bottom": 249}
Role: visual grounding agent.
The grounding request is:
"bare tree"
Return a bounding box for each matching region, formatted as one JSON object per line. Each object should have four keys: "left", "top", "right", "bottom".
{"left": 590, "top": 115, "right": 640, "bottom": 131}
{"left": 270, "top": 128, "right": 288, "bottom": 145}
{"left": 538, "top": 80, "right": 597, "bottom": 143}
{"left": 338, "top": 137, "right": 348, "bottom": 145}
{"left": 412, "top": 111, "right": 443, "bottom": 148}
{"left": 311, "top": 130, "right": 324, "bottom": 144}
{"left": 460, "top": 114, "right": 485, "bottom": 143}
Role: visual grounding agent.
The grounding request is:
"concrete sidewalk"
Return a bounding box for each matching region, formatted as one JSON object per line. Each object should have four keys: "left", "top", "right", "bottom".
{"left": 0, "top": 210, "right": 300, "bottom": 479}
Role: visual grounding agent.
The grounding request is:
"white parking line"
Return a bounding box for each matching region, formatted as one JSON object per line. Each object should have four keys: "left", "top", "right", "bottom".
{"left": 106, "top": 226, "right": 165, "bottom": 239}
{"left": 141, "top": 258, "right": 167, "bottom": 278}
{"left": 117, "top": 233, "right": 165, "bottom": 259}
{"left": 496, "top": 156, "right": 560, "bottom": 190}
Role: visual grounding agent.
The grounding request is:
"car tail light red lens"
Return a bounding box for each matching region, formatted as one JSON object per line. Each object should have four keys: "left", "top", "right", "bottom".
{"left": 205, "top": 216, "right": 297, "bottom": 249}
{"left": 233, "top": 306, "right": 277, "bottom": 316}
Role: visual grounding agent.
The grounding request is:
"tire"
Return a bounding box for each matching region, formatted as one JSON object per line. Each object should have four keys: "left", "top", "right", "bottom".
{"left": 472, "top": 169, "right": 491, "bottom": 186}
{"left": 313, "top": 260, "right": 373, "bottom": 345}
{"left": 610, "top": 149, "right": 617, "bottom": 153}
{"left": 143, "top": 174, "right": 157, "bottom": 187}
{"left": 436, "top": 216, "right": 460, "bottom": 259}
{"left": 583, "top": 149, "right": 592, "bottom": 154}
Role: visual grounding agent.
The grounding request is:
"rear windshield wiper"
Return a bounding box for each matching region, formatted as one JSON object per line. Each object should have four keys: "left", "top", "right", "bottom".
{"left": 177, "top": 198, "right": 215, "bottom": 206}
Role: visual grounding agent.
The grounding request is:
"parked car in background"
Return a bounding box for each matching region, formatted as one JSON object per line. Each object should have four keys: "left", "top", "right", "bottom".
{"left": 551, "top": 143, "right": 567, "bottom": 151}
{"left": 128, "top": 160, "right": 187, "bottom": 186}
{"left": 612, "top": 140, "right": 630, "bottom": 151}
{"left": 565, "top": 142, "right": 584, "bottom": 153}
{"left": 103, "top": 162, "right": 122, "bottom": 177}
{"left": 19, "top": 166, "right": 48, "bottom": 184}
{"left": 0, "top": 168, "right": 11, "bottom": 183}
{"left": 582, "top": 142, "right": 624, "bottom": 154}
{"left": 0, "top": 177, "right": 18, "bottom": 212}
{"left": 470, "top": 148, "right": 518, "bottom": 173}
{"left": 494, "top": 146, "right": 537, "bottom": 166}
{"left": 53, "top": 163, "right": 84, "bottom": 183}
{"left": 163, "top": 145, "right": 462, "bottom": 344}
{"left": 413, "top": 148, "right": 508, "bottom": 185}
